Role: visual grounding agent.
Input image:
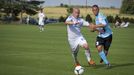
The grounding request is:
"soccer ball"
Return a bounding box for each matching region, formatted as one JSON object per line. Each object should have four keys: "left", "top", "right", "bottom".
{"left": 74, "top": 66, "right": 84, "bottom": 75}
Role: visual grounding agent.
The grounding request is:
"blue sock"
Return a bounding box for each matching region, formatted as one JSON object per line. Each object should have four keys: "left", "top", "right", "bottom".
{"left": 99, "top": 51, "right": 109, "bottom": 64}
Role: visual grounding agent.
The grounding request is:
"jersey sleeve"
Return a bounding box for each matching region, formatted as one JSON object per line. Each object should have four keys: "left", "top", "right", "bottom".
{"left": 98, "top": 14, "right": 107, "bottom": 26}
{"left": 43, "top": 13, "right": 45, "bottom": 18}
{"left": 82, "top": 19, "right": 89, "bottom": 26}
{"left": 66, "top": 16, "right": 72, "bottom": 22}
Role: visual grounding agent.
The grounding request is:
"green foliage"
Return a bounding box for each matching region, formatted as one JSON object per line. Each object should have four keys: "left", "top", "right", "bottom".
{"left": 59, "top": 16, "right": 65, "bottom": 22}
{"left": 85, "top": 14, "right": 92, "bottom": 22}
{"left": 121, "top": 17, "right": 134, "bottom": 23}
{"left": 66, "top": 7, "right": 73, "bottom": 15}
{"left": 59, "top": 3, "right": 68, "bottom": 7}
{"left": 120, "top": 0, "right": 134, "bottom": 14}
{"left": 0, "top": 0, "right": 44, "bottom": 17}
{"left": 114, "top": 15, "right": 121, "bottom": 23}
{"left": 60, "top": 3, "right": 64, "bottom": 7}
{"left": 107, "top": 15, "right": 114, "bottom": 23}
{"left": 64, "top": 4, "right": 69, "bottom": 8}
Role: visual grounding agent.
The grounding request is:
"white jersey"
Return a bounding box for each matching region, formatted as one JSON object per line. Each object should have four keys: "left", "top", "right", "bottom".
{"left": 66, "top": 16, "right": 89, "bottom": 39}
{"left": 38, "top": 12, "right": 45, "bottom": 25}
{"left": 66, "top": 15, "right": 89, "bottom": 51}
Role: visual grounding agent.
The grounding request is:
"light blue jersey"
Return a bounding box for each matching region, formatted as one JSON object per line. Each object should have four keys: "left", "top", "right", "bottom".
{"left": 95, "top": 13, "right": 112, "bottom": 38}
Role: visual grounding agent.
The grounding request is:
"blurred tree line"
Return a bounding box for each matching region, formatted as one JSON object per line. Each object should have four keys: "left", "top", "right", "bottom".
{"left": 0, "top": 0, "right": 44, "bottom": 22}
{"left": 107, "top": 15, "right": 134, "bottom": 23}
{"left": 59, "top": 7, "right": 134, "bottom": 23}
{"left": 120, "top": 0, "right": 134, "bottom": 15}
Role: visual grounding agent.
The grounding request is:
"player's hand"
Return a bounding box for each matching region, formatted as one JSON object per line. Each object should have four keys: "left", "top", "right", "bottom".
{"left": 90, "top": 23, "right": 96, "bottom": 29}
{"left": 89, "top": 24, "right": 96, "bottom": 32}
{"left": 73, "top": 21, "right": 80, "bottom": 25}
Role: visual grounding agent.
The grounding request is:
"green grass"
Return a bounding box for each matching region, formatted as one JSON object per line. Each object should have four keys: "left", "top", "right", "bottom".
{"left": 0, "top": 23, "right": 134, "bottom": 75}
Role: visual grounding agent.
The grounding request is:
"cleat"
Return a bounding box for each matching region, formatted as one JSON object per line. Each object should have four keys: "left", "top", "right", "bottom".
{"left": 100, "top": 59, "right": 103, "bottom": 64}
{"left": 88, "top": 59, "right": 96, "bottom": 66}
{"left": 75, "top": 62, "right": 81, "bottom": 67}
{"left": 106, "top": 63, "right": 111, "bottom": 69}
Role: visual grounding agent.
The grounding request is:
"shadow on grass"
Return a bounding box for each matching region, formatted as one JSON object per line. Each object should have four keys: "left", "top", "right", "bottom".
{"left": 83, "top": 63, "right": 134, "bottom": 69}
{"left": 110, "top": 63, "right": 134, "bottom": 69}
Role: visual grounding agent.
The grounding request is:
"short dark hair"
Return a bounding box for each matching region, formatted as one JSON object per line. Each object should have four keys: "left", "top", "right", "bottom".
{"left": 40, "top": 8, "right": 43, "bottom": 11}
{"left": 92, "top": 5, "right": 99, "bottom": 8}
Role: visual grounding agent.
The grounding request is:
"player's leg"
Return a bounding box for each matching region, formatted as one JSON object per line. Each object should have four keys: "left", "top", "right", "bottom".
{"left": 100, "top": 35, "right": 112, "bottom": 63}
{"left": 38, "top": 21, "right": 41, "bottom": 31}
{"left": 96, "top": 37, "right": 110, "bottom": 67}
{"left": 38, "top": 20, "right": 43, "bottom": 32}
{"left": 38, "top": 25, "right": 41, "bottom": 31}
{"left": 68, "top": 39, "right": 80, "bottom": 66}
{"left": 41, "top": 20, "right": 45, "bottom": 31}
{"left": 41, "top": 25, "right": 44, "bottom": 31}
{"left": 72, "top": 46, "right": 80, "bottom": 66}
{"left": 82, "top": 43, "right": 95, "bottom": 65}
{"left": 79, "top": 37, "right": 95, "bottom": 65}
{"left": 104, "top": 34, "right": 112, "bottom": 56}
{"left": 97, "top": 45, "right": 109, "bottom": 64}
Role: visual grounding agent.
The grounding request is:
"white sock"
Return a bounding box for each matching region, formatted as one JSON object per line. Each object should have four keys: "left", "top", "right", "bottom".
{"left": 42, "top": 28, "right": 44, "bottom": 31}
{"left": 85, "top": 50, "right": 91, "bottom": 62}
{"left": 39, "top": 26, "right": 41, "bottom": 30}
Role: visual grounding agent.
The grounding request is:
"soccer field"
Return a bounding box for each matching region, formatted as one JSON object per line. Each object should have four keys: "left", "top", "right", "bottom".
{"left": 0, "top": 23, "right": 134, "bottom": 75}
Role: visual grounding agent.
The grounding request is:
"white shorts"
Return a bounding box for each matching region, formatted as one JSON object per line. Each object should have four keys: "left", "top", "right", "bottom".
{"left": 68, "top": 36, "right": 88, "bottom": 52}
{"left": 38, "top": 20, "right": 44, "bottom": 26}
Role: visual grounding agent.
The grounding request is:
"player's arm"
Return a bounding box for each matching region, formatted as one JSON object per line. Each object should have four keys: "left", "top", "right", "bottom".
{"left": 89, "top": 23, "right": 99, "bottom": 32}
{"left": 91, "top": 18, "right": 107, "bottom": 29}
{"left": 65, "top": 21, "right": 79, "bottom": 25}
{"left": 93, "top": 24, "right": 106, "bottom": 28}
{"left": 81, "top": 19, "right": 98, "bottom": 32}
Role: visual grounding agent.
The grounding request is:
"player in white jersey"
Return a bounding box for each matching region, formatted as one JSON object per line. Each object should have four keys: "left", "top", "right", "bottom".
{"left": 38, "top": 9, "right": 45, "bottom": 32}
{"left": 65, "top": 8, "right": 95, "bottom": 67}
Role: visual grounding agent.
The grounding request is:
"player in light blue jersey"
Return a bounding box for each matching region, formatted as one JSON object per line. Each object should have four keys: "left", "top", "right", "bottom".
{"left": 91, "top": 5, "right": 113, "bottom": 68}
